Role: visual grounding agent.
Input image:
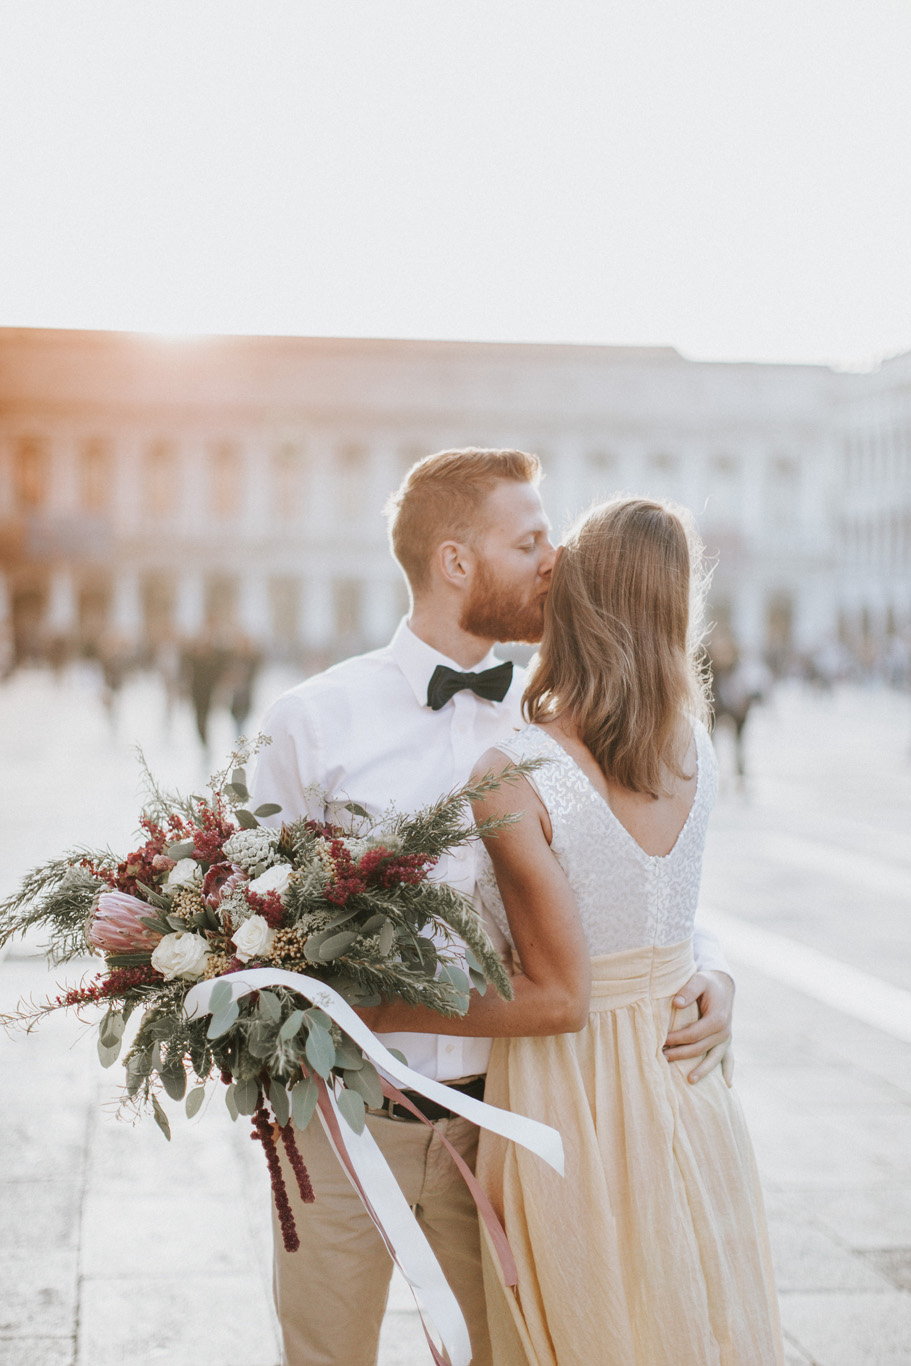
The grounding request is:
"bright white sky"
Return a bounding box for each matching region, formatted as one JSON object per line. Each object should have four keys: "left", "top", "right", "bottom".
{"left": 1, "top": 0, "right": 910, "bottom": 369}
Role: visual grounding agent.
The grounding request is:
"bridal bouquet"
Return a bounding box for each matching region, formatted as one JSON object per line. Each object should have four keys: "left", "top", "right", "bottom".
{"left": 0, "top": 741, "right": 523, "bottom": 1251}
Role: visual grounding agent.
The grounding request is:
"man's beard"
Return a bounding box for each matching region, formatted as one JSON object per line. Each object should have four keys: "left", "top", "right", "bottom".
{"left": 459, "top": 561, "right": 546, "bottom": 644}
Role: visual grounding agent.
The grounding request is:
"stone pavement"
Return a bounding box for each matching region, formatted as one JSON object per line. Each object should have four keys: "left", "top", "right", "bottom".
{"left": 1, "top": 667, "right": 910, "bottom": 1365}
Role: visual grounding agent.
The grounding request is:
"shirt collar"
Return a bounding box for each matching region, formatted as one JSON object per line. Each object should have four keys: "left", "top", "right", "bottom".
{"left": 389, "top": 618, "right": 503, "bottom": 709}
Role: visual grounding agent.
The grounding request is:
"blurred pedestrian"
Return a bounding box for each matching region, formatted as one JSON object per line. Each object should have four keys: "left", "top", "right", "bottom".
{"left": 227, "top": 633, "right": 262, "bottom": 735}
{"left": 182, "top": 628, "right": 228, "bottom": 750}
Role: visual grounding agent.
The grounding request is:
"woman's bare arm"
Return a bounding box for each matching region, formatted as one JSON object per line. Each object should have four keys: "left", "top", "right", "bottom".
{"left": 358, "top": 749, "right": 591, "bottom": 1038}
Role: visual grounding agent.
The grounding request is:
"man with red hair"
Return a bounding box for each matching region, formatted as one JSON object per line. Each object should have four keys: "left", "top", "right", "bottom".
{"left": 252, "top": 447, "right": 733, "bottom": 1366}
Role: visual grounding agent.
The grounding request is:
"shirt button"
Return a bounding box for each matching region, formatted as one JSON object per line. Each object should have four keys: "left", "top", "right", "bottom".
{"left": 445, "top": 1044, "right": 456, "bottom": 1055}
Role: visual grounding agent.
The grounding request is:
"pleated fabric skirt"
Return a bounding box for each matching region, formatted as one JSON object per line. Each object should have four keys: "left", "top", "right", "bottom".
{"left": 478, "top": 940, "right": 784, "bottom": 1366}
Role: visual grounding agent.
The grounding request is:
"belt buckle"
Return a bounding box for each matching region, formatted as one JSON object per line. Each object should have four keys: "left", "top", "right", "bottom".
{"left": 367, "top": 1096, "right": 412, "bottom": 1123}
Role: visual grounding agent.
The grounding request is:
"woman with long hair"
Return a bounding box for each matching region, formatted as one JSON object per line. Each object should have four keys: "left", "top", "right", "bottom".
{"left": 366, "top": 496, "right": 783, "bottom": 1364}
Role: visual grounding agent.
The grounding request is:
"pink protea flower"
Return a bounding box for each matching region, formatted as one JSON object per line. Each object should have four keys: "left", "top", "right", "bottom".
{"left": 86, "top": 891, "right": 164, "bottom": 954}
{"left": 203, "top": 861, "right": 246, "bottom": 909}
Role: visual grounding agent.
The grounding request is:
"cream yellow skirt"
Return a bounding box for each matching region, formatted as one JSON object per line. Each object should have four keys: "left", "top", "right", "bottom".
{"left": 478, "top": 940, "right": 784, "bottom": 1366}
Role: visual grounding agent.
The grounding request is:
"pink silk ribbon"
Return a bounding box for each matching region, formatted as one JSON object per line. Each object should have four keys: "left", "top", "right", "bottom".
{"left": 378, "top": 1079, "right": 518, "bottom": 1288}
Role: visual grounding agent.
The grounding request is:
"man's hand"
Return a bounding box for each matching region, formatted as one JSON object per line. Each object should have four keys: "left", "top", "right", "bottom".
{"left": 663, "top": 969, "right": 735, "bottom": 1087}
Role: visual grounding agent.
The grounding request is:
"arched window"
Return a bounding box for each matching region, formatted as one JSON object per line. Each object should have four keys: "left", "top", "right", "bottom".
{"left": 212, "top": 443, "right": 241, "bottom": 520}
{"left": 14, "top": 436, "right": 49, "bottom": 509}
{"left": 80, "top": 439, "right": 111, "bottom": 511}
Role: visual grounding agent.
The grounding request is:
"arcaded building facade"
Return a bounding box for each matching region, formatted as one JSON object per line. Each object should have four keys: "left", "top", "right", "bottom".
{"left": 0, "top": 328, "right": 907, "bottom": 671}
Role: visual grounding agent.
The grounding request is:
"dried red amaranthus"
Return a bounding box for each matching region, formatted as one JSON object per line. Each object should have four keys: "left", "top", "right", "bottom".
{"left": 251, "top": 1095, "right": 300, "bottom": 1252}
{"left": 278, "top": 1122, "right": 315, "bottom": 1205}
{"left": 245, "top": 888, "right": 285, "bottom": 928}
{"left": 54, "top": 963, "right": 164, "bottom": 1009}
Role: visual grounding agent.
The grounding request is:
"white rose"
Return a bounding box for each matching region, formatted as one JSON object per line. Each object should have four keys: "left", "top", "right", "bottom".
{"left": 232, "top": 914, "right": 276, "bottom": 963}
{"left": 164, "top": 858, "right": 201, "bottom": 889}
{"left": 151, "top": 931, "right": 212, "bottom": 981}
{"left": 247, "top": 864, "right": 292, "bottom": 899}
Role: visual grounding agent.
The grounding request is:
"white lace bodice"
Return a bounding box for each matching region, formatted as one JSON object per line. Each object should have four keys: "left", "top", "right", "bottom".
{"left": 477, "top": 721, "right": 717, "bottom": 958}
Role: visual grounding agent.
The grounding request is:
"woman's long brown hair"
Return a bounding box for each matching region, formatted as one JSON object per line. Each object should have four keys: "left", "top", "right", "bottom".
{"left": 523, "top": 497, "right": 712, "bottom": 797}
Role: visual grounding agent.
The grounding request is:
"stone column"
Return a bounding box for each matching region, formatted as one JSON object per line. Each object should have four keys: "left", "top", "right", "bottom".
{"left": 304, "top": 431, "right": 333, "bottom": 539}
{"left": 46, "top": 569, "right": 77, "bottom": 635}
{"left": 174, "top": 572, "right": 205, "bottom": 639}
{"left": 362, "top": 571, "right": 401, "bottom": 646}
{"left": 238, "top": 573, "right": 271, "bottom": 644}
{"left": 301, "top": 564, "right": 334, "bottom": 649}
{"left": 110, "top": 572, "right": 143, "bottom": 642}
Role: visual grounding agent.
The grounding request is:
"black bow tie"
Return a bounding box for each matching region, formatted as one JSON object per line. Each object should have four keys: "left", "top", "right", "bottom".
{"left": 426, "top": 661, "right": 514, "bottom": 711}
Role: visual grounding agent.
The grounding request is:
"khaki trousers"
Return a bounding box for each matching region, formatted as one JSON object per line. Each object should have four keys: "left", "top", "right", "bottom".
{"left": 272, "top": 1109, "right": 492, "bottom": 1366}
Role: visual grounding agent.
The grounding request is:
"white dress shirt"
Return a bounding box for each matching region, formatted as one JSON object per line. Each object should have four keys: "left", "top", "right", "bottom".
{"left": 250, "top": 618, "right": 729, "bottom": 1082}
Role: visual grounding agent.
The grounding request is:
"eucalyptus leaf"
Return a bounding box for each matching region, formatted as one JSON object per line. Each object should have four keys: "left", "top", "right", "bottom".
{"left": 318, "top": 930, "right": 358, "bottom": 962}
{"left": 270, "top": 1079, "right": 290, "bottom": 1128}
{"left": 326, "top": 904, "right": 362, "bottom": 929}
{"left": 291, "top": 1076, "right": 318, "bottom": 1130}
{"left": 235, "top": 809, "right": 259, "bottom": 830}
{"left": 99, "top": 1010, "right": 125, "bottom": 1047}
{"left": 206, "top": 1002, "right": 240, "bottom": 1039}
{"left": 126, "top": 1050, "right": 151, "bottom": 1082}
{"left": 343, "top": 802, "right": 370, "bottom": 819}
{"left": 161, "top": 1066, "right": 187, "bottom": 1102}
{"left": 378, "top": 918, "right": 395, "bottom": 956}
{"left": 167, "top": 840, "right": 196, "bottom": 860}
{"left": 234, "top": 1077, "right": 260, "bottom": 1115}
{"left": 463, "top": 945, "right": 483, "bottom": 974}
{"left": 226, "top": 781, "right": 250, "bottom": 801}
{"left": 185, "top": 1086, "right": 206, "bottom": 1118}
{"left": 246, "top": 1022, "right": 276, "bottom": 1059}
{"left": 303, "top": 928, "right": 335, "bottom": 963}
{"left": 208, "top": 980, "right": 234, "bottom": 1015}
{"left": 439, "top": 965, "right": 471, "bottom": 995}
{"left": 334, "top": 1039, "right": 364, "bottom": 1071}
{"left": 359, "top": 913, "right": 387, "bottom": 935}
{"left": 253, "top": 803, "right": 281, "bottom": 818}
{"left": 232, "top": 767, "right": 247, "bottom": 787}
{"left": 344, "top": 1061, "right": 384, "bottom": 1109}
{"left": 468, "top": 967, "right": 488, "bottom": 996}
{"left": 97, "top": 1036, "right": 121, "bottom": 1068}
{"left": 256, "top": 990, "right": 281, "bottom": 1023}
{"left": 303, "top": 1007, "right": 333, "bottom": 1030}
{"left": 278, "top": 1010, "right": 305, "bottom": 1044}
{"left": 151, "top": 1094, "right": 171, "bottom": 1140}
{"left": 387, "top": 1047, "right": 409, "bottom": 1067}
{"left": 336, "top": 1085, "right": 366, "bottom": 1134}
{"left": 304, "top": 1024, "right": 336, "bottom": 1079}
{"left": 166, "top": 915, "right": 188, "bottom": 931}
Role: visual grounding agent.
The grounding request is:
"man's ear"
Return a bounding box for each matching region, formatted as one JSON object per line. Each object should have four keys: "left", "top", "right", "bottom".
{"left": 437, "top": 540, "right": 473, "bottom": 588}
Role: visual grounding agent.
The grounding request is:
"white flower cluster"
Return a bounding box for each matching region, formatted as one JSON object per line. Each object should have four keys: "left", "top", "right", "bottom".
{"left": 164, "top": 858, "right": 202, "bottom": 890}
{"left": 338, "top": 835, "right": 372, "bottom": 862}
{"left": 222, "top": 828, "right": 280, "bottom": 875}
{"left": 151, "top": 930, "right": 211, "bottom": 980}
{"left": 217, "top": 886, "right": 253, "bottom": 928}
{"left": 232, "top": 913, "right": 276, "bottom": 963}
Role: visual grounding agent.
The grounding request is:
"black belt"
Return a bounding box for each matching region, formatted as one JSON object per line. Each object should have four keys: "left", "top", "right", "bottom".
{"left": 373, "top": 1075, "right": 486, "bottom": 1123}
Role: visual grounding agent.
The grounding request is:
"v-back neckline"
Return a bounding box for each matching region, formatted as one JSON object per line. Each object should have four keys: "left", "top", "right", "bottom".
{"left": 530, "top": 723, "right": 702, "bottom": 862}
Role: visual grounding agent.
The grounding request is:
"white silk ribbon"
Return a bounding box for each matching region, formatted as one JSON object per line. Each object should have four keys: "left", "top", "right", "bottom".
{"left": 314, "top": 1076, "right": 465, "bottom": 1366}
{"left": 184, "top": 967, "right": 565, "bottom": 1366}
{"left": 184, "top": 967, "right": 565, "bottom": 1174}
